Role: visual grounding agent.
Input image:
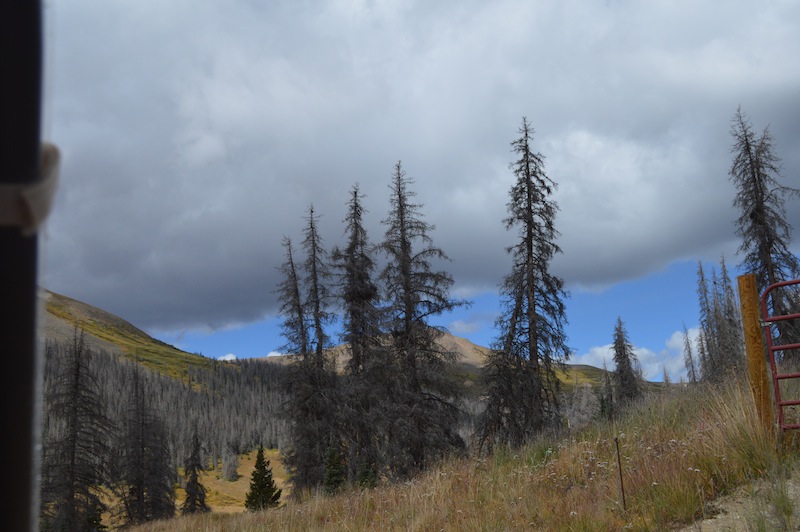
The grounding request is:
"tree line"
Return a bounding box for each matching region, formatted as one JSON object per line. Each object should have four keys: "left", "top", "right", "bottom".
{"left": 278, "top": 106, "right": 800, "bottom": 494}
{"left": 684, "top": 107, "right": 800, "bottom": 383}
{"left": 276, "top": 117, "right": 652, "bottom": 496}
{"left": 38, "top": 330, "right": 289, "bottom": 530}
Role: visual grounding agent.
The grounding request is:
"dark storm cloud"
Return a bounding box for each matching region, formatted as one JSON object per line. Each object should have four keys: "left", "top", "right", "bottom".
{"left": 41, "top": 0, "right": 800, "bottom": 332}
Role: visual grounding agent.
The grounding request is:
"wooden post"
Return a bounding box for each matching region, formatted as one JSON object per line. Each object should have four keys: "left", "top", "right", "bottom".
{"left": 737, "top": 274, "right": 773, "bottom": 431}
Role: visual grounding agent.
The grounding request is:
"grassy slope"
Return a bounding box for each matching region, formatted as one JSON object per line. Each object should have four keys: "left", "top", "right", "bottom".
{"left": 43, "top": 287, "right": 613, "bottom": 387}
{"left": 43, "top": 289, "right": 214, "bottom": 379}
{"left": 129, "top": 378, "right": 795, "bottom": 532}
{"left": 177, "top": 448, "right": 290, "bottom": 514}
{"left": 46, "top": 289, "right": 669, "bottom": 527}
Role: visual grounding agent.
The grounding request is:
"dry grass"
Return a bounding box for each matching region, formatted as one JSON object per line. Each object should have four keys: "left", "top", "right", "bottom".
{"left": 178, "top": 449, "right": 290, "bottom": 514}
{"left": 124, "top": 377, "right": 797, "bottom": 531}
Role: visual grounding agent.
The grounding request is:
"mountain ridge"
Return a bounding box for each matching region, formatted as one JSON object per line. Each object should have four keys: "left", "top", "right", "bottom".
{"left": 39, "top": 287, "right": 610, "bottom": 387}
{"left": 39, "top": 288, "right": 214, "bottom": 378}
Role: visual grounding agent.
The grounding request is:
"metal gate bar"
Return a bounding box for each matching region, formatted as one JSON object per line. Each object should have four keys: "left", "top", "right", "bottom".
{"left": 760, "top": 279, "right": 800, "bottom": 431}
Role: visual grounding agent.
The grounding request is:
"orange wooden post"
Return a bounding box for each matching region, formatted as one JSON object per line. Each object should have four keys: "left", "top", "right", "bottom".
{"left": 737, "top": 274, "right": 773, "bottom": 431}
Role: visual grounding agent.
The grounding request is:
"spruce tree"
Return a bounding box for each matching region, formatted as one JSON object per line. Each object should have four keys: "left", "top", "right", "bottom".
{"left": 333, "top": 184, "right": 383, "bottom": 376}
{"left": 717, "top": 256, "right": 745, "bottom": 370}
{"left": 323, "top": 447, "right": 345, "bottom": 495}
{"left": 379, "top": 161, "right": 467, "bottom": 477}
{"left": 612, "top": 317, "right": 641, "bottom": 403}
{"left": 111, "top": 365, "right": 175, "bottom": 526}
{"left": 280, "top": 207, "right": 338, "bottom": 493}
{"left": 696, "top": 257, "right": 745, "bottom": 380}
{"left": 331, "top": 184, "right": 385, "bottom": 482}
{"left": 696, "top": 262, "right": 721, "bottom": 380}
{"left": 276, "top": 237, "right": 308, "bottom": 357}
{"left": 682, "top": 322, "right": 698, "bottom": 384}
{"left": 478, "top": 117, "right": 570, "bottom": 451}
{"left": 598, "top": 360, "right": 615, "bottom": 420}
{"left": 302, "top": 205, "right": 334, "bottom": 367}
{"left": 729, "top": 106, "right": 800, "bottom": 350}
{"left": 245, "top": 446, "right": 281, "bottom": 510}
{"left": 39, "top": 331, "right": 114, "bottom": 532}
{"left": 181, "top": 430, "right": 210, "bottom": 515}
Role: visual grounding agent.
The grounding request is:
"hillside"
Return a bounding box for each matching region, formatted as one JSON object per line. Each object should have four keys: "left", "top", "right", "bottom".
{"left": 126, "top": 376, "right": 799, "bottom": 532}
{"left": 39, "top": 288, "right": 214, "bottom": 379}
{"left": 40, "top": 287, "right": 614, "bottom": 388}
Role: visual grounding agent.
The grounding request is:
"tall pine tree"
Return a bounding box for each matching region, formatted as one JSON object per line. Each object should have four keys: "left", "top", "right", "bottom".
{"left": 331, "top": 184, "right": 386, "bottom": 483}
{"left": 39, "top": 330, "right": 114, "bottom": 532}
{"left": 379, "top": 161, "right": 467, "bottom": 477}
{"left": 478, "top": 117, "right": 570, "bottom": 451}
{"left": 682, "top": 322, "right": 698, "bottom": 384}
{"left": 333, "top": 185, "right": 383, "bottom": 376}
{"left": 696, "top": 256, "right": 745, "bottom": 380}
{"left": 280, "top": 207, "right": 338, "bottom": 494}
{"left": 729, "top": 106, "right": 800, "bottom": 351}
{"left": 111, "top": 364, "right": 175, "bottom": 526}
{"left": 612, "top": 317, "right": 641, "bottom": 404}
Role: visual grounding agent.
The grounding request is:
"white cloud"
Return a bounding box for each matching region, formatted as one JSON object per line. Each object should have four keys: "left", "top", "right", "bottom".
{"left": 571, "top": 344, "right": 614, "bottom": 371}
{"left": 573, "top": 326, "right": 702, "bottom": 383}
{"left": 218, "top": 353, "right": 237, "bottom": 361}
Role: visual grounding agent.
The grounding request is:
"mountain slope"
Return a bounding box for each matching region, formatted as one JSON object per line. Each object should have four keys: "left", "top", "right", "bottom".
{"left": 39, "top": 288, "right": 612, "bottom": 387}
{"left": 39, "top": 288, "right": 213, "bottom": 378}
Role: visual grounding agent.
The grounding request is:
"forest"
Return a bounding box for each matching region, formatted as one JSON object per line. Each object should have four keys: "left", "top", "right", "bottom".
{"left": 37, "top": 109, "right": 800, "bottom": 530}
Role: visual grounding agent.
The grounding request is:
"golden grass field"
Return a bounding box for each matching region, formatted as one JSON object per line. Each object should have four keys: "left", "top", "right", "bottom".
{"left": 177, "top": 448, "right": 289, "bottom": 514}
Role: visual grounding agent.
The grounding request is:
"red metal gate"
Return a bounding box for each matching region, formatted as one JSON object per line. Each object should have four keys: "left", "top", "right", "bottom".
{"left": 760, "top": 279, "right": 800, "bottom": 431}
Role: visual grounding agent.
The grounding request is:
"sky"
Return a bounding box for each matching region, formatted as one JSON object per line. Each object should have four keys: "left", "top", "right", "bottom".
{"left": 39, "top": 0, "right": 800, "bottom": 382}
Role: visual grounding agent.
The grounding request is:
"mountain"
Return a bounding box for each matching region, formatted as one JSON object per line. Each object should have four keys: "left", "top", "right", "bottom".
{"left": 39, "top": 288, "right": 610, "bottom": 388}
{"left": 39, "top": 288, "right": 214, "bottom": 378}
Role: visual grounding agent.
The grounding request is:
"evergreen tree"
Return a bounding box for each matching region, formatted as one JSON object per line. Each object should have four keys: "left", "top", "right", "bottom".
{"left": 323, "top": 447, "right": 345, "bottom": 495}
{"left": 696, "top": 256, "right": 745, "bottom": 380}
{"left": 244, "top": 446, "right": 281, "bottom": 510}
{"left": 181, "top": 430, "right": 210, "bottom": 515}
{"left": 729, "top": 106, "right": 800, "bottom": 350}
{"left": 280, "top": 207, "right": 338, "bottom": 493}
{"left": 478, "top": 117, "right": 570, "bottom": 451}
{"left": 333, "top": 184, "right": 383, "bottom": 376}
{"left": 682, "top": 322, "right": 698, "bottom": 384}
{"left": 111, "top": 365, "right": 175, "bottom": 526}
{"left": 717, "top": 256, "right": 745, "bottom": 369}
{"left": 331, "top": 184, "right": 386, "bottom": 482}
{"left": 598, "top": 360, "right": 615, "bottom": 421}
{"left": 696, "top": 329, "right": 710, "bottom": 380}
{"left": 39, "top": 331, "right": 114, "bottom": 532}
{"left": 612, "top": 317, "right": 641, "bottom": 403}
{"left": 379, "top": 161, "right": 467, "bottom": 477}
{"left": 303, "top": 205, "right": 335, "bottom": 366}
{"left": 696, "top": 262, "right": 721, "bottom": 379}
{"left": 276, "top": 237, "right": 308, "bottom": 357}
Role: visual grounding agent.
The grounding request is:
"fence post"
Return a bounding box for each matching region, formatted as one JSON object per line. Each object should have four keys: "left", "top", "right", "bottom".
{"left": 737, "top": 274, "right": 773, "bottom": 431}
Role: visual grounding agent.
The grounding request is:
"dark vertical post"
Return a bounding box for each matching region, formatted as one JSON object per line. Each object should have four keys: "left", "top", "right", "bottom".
{"left": 0, "top": 1, "right": 44, "bottom": 530}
